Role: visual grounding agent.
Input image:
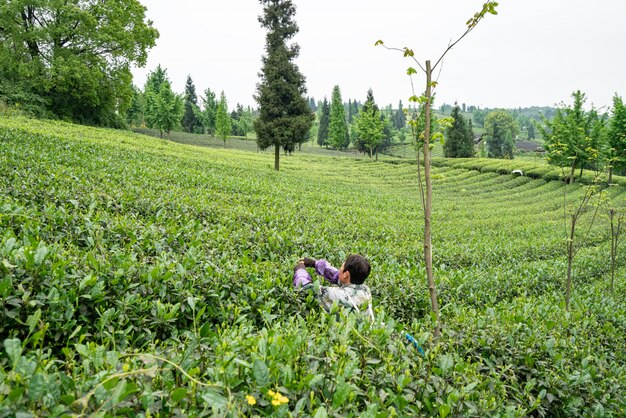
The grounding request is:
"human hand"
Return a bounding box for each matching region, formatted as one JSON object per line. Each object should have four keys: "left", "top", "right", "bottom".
{"left": 302, "top": 257, "right": 316, "bottom": 268}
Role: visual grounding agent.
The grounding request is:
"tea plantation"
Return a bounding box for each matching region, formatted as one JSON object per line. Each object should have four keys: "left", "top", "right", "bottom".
{"left": 1, "top": 117, "right": 625, "bottom": 417}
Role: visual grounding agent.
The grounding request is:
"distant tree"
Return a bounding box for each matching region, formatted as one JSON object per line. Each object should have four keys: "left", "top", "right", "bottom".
{"left": 527, "top": 121, "right": 536, "bottom": 140}
{"left": 216, "top": 91, "right": 232, "bottom": 144}
{"left": 182, "top": 75, "right": 203, "bottom": 133}
{"left": 394, "top": 100, "right": 407, "bottom": 130}
{"left": 347, "top": 99, "right": 354, "bottom": 123}
{"left": 444, "top": 105, "right": 474, "bottom": 157}
{"left": 201, "top": 88, "right": 218, "bottom": 135}
{"left": 317, "top": 98, "right": 330, "bottom": 147}
{"left": 355, "top": 89, "right": 384, "bottom": 158}
{"left": 378, "top": 113, "right": 394, "bottom": 157}
{"left": 328, "top": 85, "right": 350, "bottom": 149}
{"left": 145, "top": 83, "right": 182, "bottom": 138}
{"left": 236, "top": 106, "right": 255, "bottom": 138}
{"left": 467, "top": 118, "right": 475, "bottom": 147}
{"left": 254, "top": 0, "right": 314, "bottom": 171}
{"left": 0, "top": 0, "right": 158, "bottom": 126}
{"left": 608, "top": 94, "right": 626, "bottom": 182}
{"left": 144, "top": 64, "right": 169, "bottom": 100}
{"left": 485, "top": 110, "right": 518, "bottom": 159}
{"left": 540, "top": 91, "right": 607, "bottom": 183}
{"left": 144, "top": 66, "right": 182, "bottom": 138}
{"left": 126, "top": 85, "right": 144, "bottom": 127}
{"left": 462, "top": 103, "right": 466, "bottom": 113}
{"left": 472, "top": 108, "right": 487, "bottom": 127}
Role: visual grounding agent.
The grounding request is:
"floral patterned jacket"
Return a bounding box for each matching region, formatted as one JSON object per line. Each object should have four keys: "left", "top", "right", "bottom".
{"left": 293, "top": 259, "right": 374, "bottom": 321}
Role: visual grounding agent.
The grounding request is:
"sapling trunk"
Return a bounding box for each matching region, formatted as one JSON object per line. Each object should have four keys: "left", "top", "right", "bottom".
{"left": 565, "top": 213, "right": 576, "bottom": 310}
{"left": 274, "top": 144, "right": 280, "bottom": 171}
{"left": 424, "top": 61, "right": 441, "bottom": 337}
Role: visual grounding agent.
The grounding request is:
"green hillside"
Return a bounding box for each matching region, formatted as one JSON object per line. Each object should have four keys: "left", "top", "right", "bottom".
{"left": 1, "top": 117, "right": 625, "bottom": 416}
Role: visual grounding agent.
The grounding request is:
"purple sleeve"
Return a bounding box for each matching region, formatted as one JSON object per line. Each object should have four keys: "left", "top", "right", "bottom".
{"left": 293, "top": 267, "right": 312, "bottom": 288}
{"left": 314, "top": 259, "right": 339, "bottom": 285}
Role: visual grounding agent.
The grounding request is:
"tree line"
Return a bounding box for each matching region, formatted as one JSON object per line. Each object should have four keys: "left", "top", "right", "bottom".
{"left": 126, "top": 66, "right": 255, "bottom": 140}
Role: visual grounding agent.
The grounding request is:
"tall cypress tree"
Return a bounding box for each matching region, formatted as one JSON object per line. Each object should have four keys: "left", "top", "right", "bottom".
{"left": 394, "top": 100, "right": 407, "bottom": 130}
{"left": 254, "top": 0, "right": 314, "bottom": 171}
{"left": 328, "top": 85, "right": 349, "bottom": 149}
{"left": 444, "top": 105, "right": 475, "bottom": 158}
{"left": 182, "top": 75, "right": 202, "bottom": 133}
{"left": 317, "top": 98, "right": 330, "bottom": 147}
{"left": 354, "top": 89, "right": 384, "bottom": 158}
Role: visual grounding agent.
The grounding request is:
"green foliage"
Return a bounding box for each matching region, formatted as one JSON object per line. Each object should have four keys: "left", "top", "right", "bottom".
{"left": 394, "top": 100, "right": 407, "bottom": 130}
{"left": 216, "top": 91, "right": 233, "bottom": 143}
{"left": 231, "top": 104, "right": 255, "bottom": 138}
{"left": 608, "top": 94, "right": 626, "bottom": 178}
{"left": 0, "top": 0, "right": 158, "bottom": 127}
{"left": 327, "top": 86, "right": 350, "bottom": 149}
{"left": 354, "top": 89, "right": 384, "bottom": 158}
{"left": 540, "top": 91, "right": 608, "bottom": 182}
{"left": 125, "top": 85, "right": 145, "bottom": 128}
{"left": 201, "top": 88, "right": 218, "bottom": 136}
{"left": 444, "top": 105, "right": 475, "bottom": 158}
{"left": 182, "top": 75, "right": 203, "bottom": 134}
{"left": 485, "top": 110, "right": 518, "bottom": 159}
{"left": 144, "top": 67, "right": 183, "bottom": 138}
{"left": 1, "top": 116, "right": 625, "bottom": 416}
{"left": 317, "top": 98, "right": 330, "bottom": 147}
{"left": 254, "top": 0, "right": 314, "bottom": 169}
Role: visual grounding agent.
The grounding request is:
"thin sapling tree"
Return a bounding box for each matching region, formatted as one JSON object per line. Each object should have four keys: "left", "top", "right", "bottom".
{"left": 376, "top": 1, "right": 498, "bottom": 337}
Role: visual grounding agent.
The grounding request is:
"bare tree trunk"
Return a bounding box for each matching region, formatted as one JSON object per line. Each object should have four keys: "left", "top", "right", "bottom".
{"left": 610, "top": 210, "right": 616, "bottom": 292}
{"left": 274, "top": 144, "right": 280, "bottom": 171}
{"left": 424, "top": 60, "right": 441, "bottom": 337}
{"left": 608, "top": 167, "right": 613, "bottom": 184}
{"left": 568, "top": 158, "right": 577, "bottom": 184}
{"left": 566, "top": 213, "right": 576, "bottom": 310}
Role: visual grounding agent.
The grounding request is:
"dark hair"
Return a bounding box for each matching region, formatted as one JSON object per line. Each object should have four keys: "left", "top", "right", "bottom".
{"left": 344, "top": 254, "right": 370, "bottom": 285}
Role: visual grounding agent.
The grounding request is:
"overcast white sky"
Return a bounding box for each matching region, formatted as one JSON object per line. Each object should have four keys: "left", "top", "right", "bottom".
{"left": 131, "top": 0, "right": 626, "bottom": 111}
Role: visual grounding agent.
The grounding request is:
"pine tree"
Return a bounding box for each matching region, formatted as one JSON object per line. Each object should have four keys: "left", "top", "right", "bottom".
{"left": 215, "top": 91, "right": 232, "bottom": 144}
{"left": 527, "top": 121, "right": 536, "bottom": 140}
{"left": 328, "top": 85, "right": 349, "bottom": 149}
{"left": 394, "top": 100, "right": 407, "bottom": 130}
{"left": 354, "top": 89, "right": 384, "bottom": 158}
{"left": 317, "top": 98, "right": 330, "bottom": 147}
{"left": 444, "top": 105, "right": 475, "bottom": 157}
{"left": 182, "top": 75, "right": 203, "bottom": 133}
{"left": 254, "top": 0, "right": 314, "bottom": 171}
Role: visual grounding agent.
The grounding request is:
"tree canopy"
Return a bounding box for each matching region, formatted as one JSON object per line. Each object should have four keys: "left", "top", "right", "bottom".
{"left": 485, "top": 110, "right": 518, "bottom": 159}
{"left": 444, "top": 105, "right": 475, "bottom": 158}
{"left": 327, "top": 86, "right": 349, "bottom": 149}
{"left": 254, "top": 0, "right": 314, "bottom": 170}
{"left": 0, "top": 0, "right": 158, "bottom": 127}
{"left": 608, "top": 94, "right": 626, "bottom": 181}
{"left": 354, "top": 89, "right": 384, "bottom": 158}
{"left": 540, "top": 91, "right": 607, "bottom": 182}
{"left": 182, "top": 75, "right": 203, "bottom": 134}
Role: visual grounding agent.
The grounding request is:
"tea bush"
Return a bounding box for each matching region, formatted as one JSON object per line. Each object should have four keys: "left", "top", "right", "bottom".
{"left": 1, "top": 116, "right": 625, "bottom": 416}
